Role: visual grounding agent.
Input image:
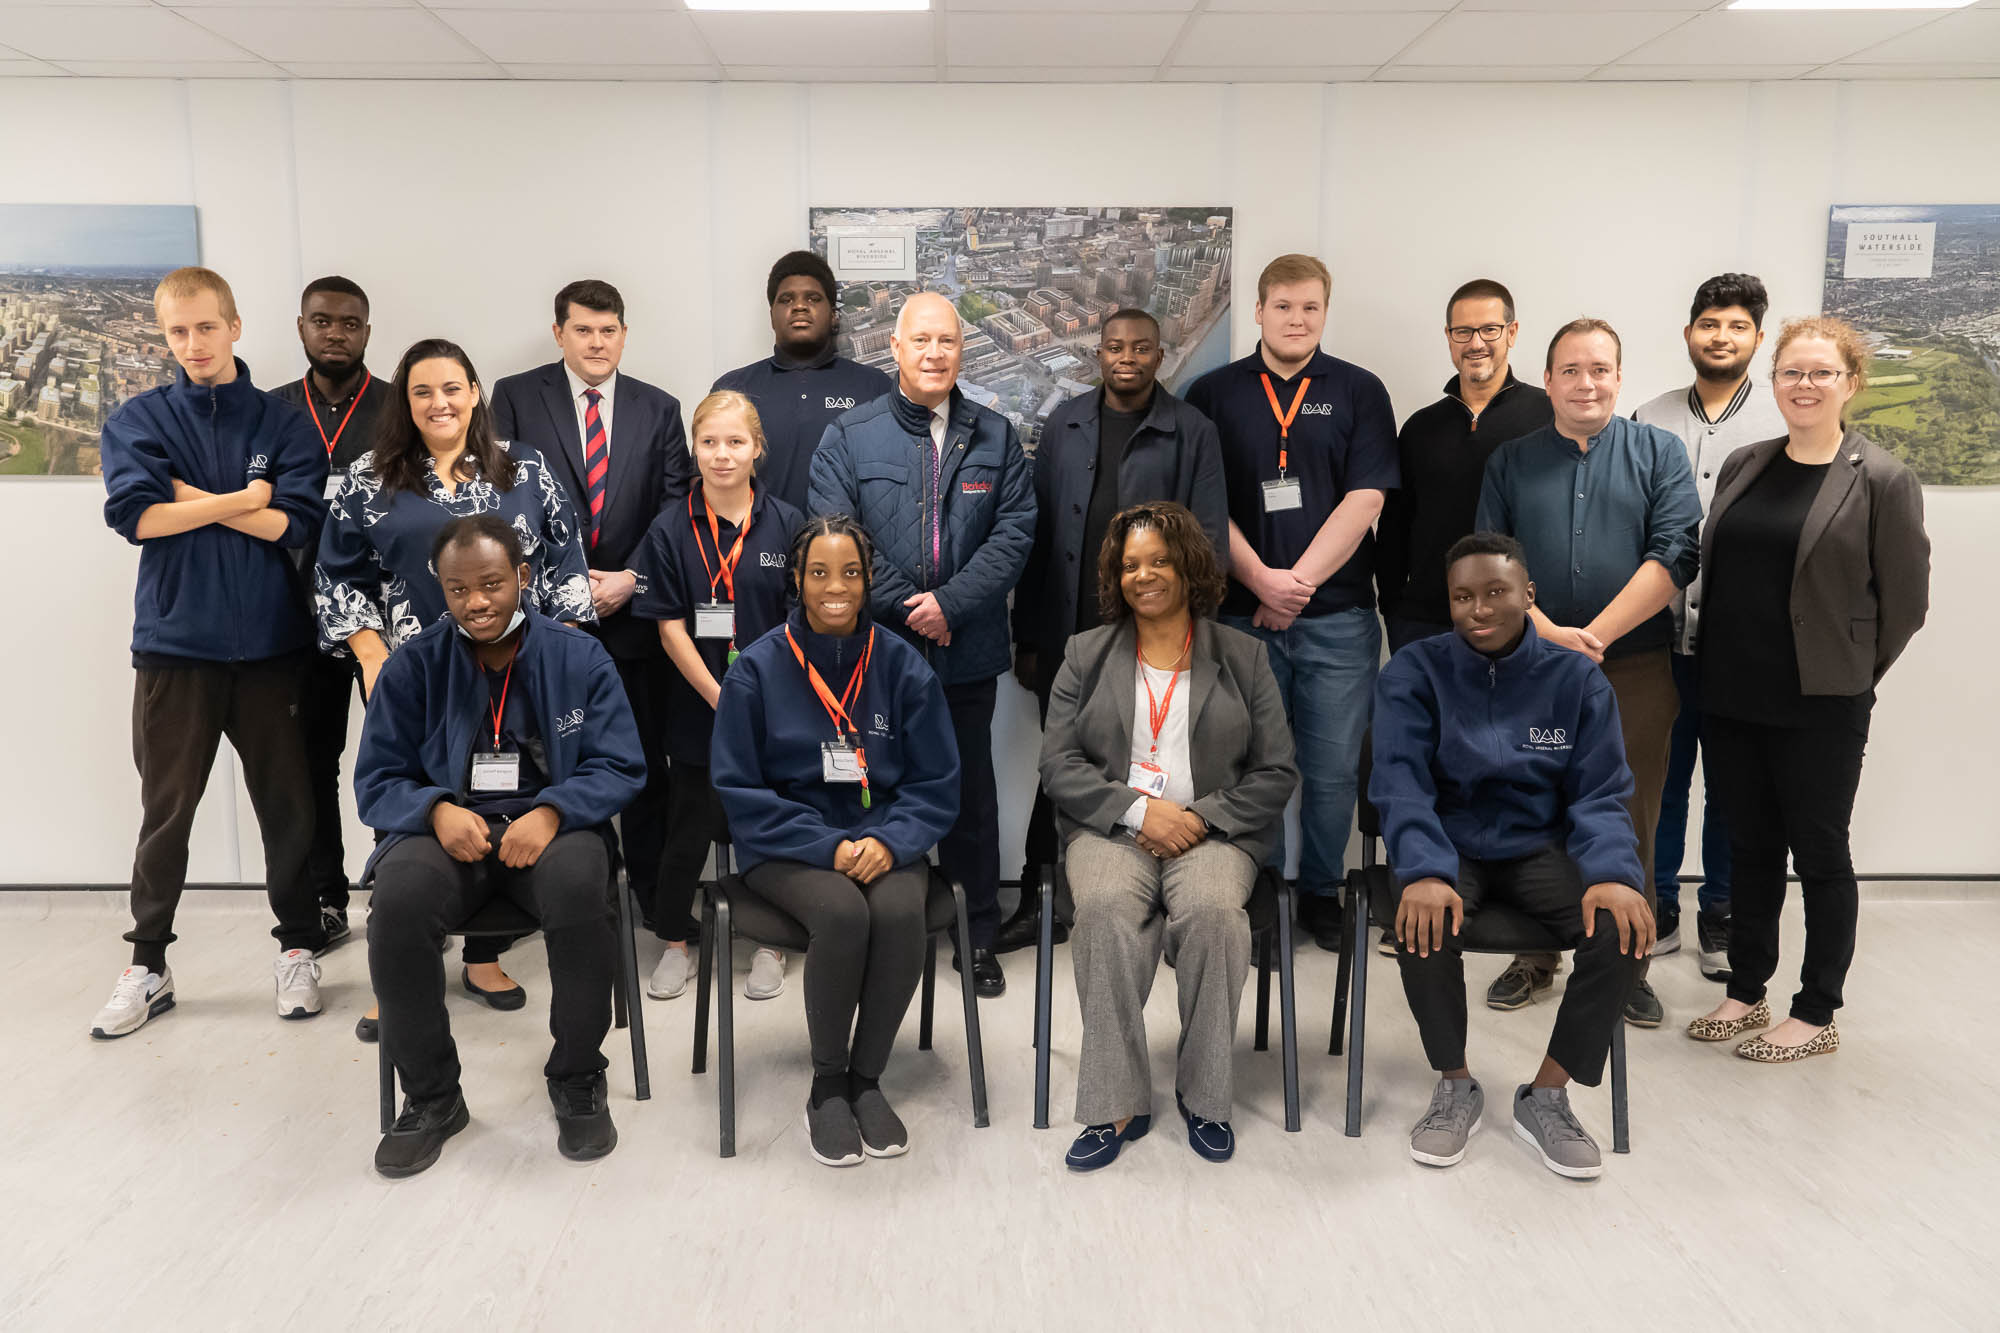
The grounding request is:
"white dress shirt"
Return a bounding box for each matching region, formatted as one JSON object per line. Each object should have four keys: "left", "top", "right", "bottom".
{"left": 1118, "top": 657, "right": 1195, "bottom": 831}
{"left": 565, "top": 364, "right": 618, "bottom": 460}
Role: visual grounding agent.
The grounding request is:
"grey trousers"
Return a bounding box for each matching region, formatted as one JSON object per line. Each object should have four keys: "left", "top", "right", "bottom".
{"left": 1068, "top": 831, "right": 1253, "bottom": 1125}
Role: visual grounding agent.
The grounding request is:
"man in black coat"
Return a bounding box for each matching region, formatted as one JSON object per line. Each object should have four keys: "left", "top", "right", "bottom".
{"left": 490, "top": 279, "right": 694, "bottom": 931}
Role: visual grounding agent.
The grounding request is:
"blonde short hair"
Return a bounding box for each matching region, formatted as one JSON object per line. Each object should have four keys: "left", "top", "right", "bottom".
{"left": 1256, "top": 254, "right": 1331, "bottom": 305}
{"left": 153, "top": 266, "right": 238, "bottom": 323}
{"left": 689, "top": 390, "right": 767, "bottom": 472}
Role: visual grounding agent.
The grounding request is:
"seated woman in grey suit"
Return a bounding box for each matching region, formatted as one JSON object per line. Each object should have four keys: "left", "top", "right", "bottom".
{"left": 1039, "top": 501, "right": 1298, "bottom": 1171}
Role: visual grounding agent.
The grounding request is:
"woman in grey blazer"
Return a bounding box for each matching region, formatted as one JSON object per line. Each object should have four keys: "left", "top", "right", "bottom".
{"left": 1039, "top": 502, "right": 1297, "bottom": 1170}
{"left": 1686, "top": 317, "right": 1929, "bottom": 1064}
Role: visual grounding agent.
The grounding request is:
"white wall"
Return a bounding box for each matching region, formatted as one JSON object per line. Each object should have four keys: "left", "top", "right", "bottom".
{"left": 0, "top": 76, "right": 1991, "bottom": 884}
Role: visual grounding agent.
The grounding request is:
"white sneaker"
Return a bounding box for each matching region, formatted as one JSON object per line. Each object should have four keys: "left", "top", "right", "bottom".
{"left": 745, "top": 948, "right": 786, "bottom": 1000}
{"left": 648, "top": 946, "right": 694, "bottom": 1000}
{"left": 90, "top": 965, "right": 175, "bottom": 1039}
{"left": 274, "top": 949, "right": 323, "bottom": 1020}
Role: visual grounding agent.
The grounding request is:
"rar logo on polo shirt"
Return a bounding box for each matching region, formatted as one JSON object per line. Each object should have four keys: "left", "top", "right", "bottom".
{"left": 556, "top": 708, "right": 585, "bottom": 739}
{"left": 1524, "top": 726, "right": 1570, "bottom": 751}
{"left": 1297, "top": 403, "right": 1333, "bottom": 417}
{"left": 825, "top": 397, "right": 857, "bottom": 410}
{"left": 758, "top": 552, "right": 786, "bottom": 568}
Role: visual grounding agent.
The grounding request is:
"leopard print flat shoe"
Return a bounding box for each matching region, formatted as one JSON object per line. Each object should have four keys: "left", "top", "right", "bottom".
{"left": 1735, "top": 1021, "right": 1839, "bottom": 1064}
{"left": 1686, "top": 1000, "right": 1771, "bottom": 1043}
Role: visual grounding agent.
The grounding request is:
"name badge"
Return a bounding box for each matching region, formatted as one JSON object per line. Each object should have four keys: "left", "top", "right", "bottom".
{"left": 470, "top": 751, "right": 520, "bottom": 794}
{"left": 1127, "top": 759, "right": 1169, "bottom": 798}
{"left": 822, "top": 740, "right": 865, "bottom": 784}
{"left": 1261, "top": 478, "right": 1303, "bottom": 513}
{"left": 324, "top": 476, "right": 343, "bottom": 501}
{"left": 694, "top": 601, "right": 735, "bottom": 640}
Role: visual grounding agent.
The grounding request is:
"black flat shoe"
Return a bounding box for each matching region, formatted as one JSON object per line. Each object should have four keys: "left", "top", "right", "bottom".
{"left": 462, "top": 966, "right": 528, "bottom": 1011}
{"left": 355, "top": 1014, "right": 379, "bottom": 1043}
{"left": 952, "top": 948, "right": 1006, "bottom": 999}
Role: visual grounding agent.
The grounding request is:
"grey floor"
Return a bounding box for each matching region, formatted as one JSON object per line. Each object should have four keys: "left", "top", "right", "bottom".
{"left": 2, "top": 887, "right": 1994, "bottom": 1333}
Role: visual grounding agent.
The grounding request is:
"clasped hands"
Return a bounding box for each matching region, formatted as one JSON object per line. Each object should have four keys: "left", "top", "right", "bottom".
{"left": 833, "top": 836, "right": 892, "bottom": 884}
{"left": 431, "top": 800, "right": 560, "bottom": 868}
{"left": 1247, "top": 562, "right": 1313, "bottom": 633}
{"left": 1136, "top": 797, "right": 1207, "bottom": 859}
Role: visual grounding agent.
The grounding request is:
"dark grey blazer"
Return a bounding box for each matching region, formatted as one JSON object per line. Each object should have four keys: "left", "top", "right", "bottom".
{"left": 1038, "top": 616, "right": 1297, "bottom": 866}
{"left": 1701, "top": 429, "right": 1929, "bottom": 695}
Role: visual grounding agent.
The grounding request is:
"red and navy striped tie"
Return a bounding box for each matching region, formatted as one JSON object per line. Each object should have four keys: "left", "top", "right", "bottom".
{"left": 582, "top": 386, "right": 608, "bottom": 550}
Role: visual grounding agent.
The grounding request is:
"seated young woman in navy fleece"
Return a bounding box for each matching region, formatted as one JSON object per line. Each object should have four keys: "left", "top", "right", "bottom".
{"left": 1369, "top": 532, "right": 1653, "bottom": 1182}
{"left": 709, "top": 514, "right": 960, "bottom": 1169}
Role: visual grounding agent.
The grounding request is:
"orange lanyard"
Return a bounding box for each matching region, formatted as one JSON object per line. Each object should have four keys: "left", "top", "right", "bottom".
{"left": 303, "top": 371, "right": 370, "bottom": 457}
{"left": 691, "top": 488, "right": 751, "bottom": 602}
{"left": 1259, "top": 372, "right": 1310, "bottom": 476}
{"left": 785, "top": 625, "right": 873, "bottom": 742}
{"left": 484, "top": 653, "right": 516, "bottom": 750}
{"left": 1137, "top": 624, "right": 1193, "bottom": 758}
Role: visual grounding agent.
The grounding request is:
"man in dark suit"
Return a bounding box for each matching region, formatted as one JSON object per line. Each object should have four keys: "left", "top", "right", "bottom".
{"left": 490, "top": 279, "right": 694, "bottom": 933}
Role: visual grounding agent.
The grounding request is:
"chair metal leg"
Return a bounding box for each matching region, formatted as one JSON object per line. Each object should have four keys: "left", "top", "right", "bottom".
{"left": 377, "top": 1016, "right": 394, "bottom": 1135}
{"left": 1610, "top": 1018, "right": 1630, "bottom": 1154}
{"left": 1344, "top": 882, "right": 1370, "bottom": 1138}
{"left": 692, "top": 889, "right": 714, "bottom": 1076}
{"left": 612, "top": 911, "right": 629, "bottom": 1033}
{"left": 1253, "top": 928, "right": 1272, "bottom": 1052}
{"left": 1033, "top": 868, "right": 1054, "bottom": 1130}
{"left": 1330, "top": 879, "right": 1356, "bottom": 1056}
{"left": 919, "top": 933, "right": 937, "bottom": 1052}
{"left": 1275, "top": 881, "right": 1300, "bottom": 1133}
{"left": 950, "top": 878, "right": 990, "bottom": 1129}
{"left": 615, "top": 880, "right": 650, "bottom": 1101}
{"left": 715, "top": 895, "right": 735, "bottom": 1159}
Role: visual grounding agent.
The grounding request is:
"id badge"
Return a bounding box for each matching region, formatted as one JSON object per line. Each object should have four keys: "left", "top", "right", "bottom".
{"left": 470, "top": 751, "right": 520, "bottom": 794}
{"left": 1261, "top": 477, "right": 1303, "bottom": 513}
{"left": 323, "top": 475, "right": 343, "bottom": 501}
{"left": 1127, "top": 759, "right": 1169, "bottom": 798}
{"left": 822, "top": 740, "right": 864, "bottom": 784}
{"left": 694, "top": 601, "right": 735, "bottom": 640}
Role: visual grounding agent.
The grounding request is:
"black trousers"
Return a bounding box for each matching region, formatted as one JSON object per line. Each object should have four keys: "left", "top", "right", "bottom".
{"left": 612, "top": 656, "right": 673, "bottom": 906}
{"left": 743, "top": 860, "right": 929, "bottom": 1080}
{"left": 300, "top": 651, "right": 359, "bottom": 912}
{"left": 126, "top": 658, "right": 324, "bottom": 971}
{"left": 1395, "top": 844, "right": 1641, "bottom": 1087}
{"left": 940, "top": 677, "right": 1002, "bottom": 950}
{"left": 1702, "top": 713, "right": 1869, "bottom": 1026}
{"left": 368, "top": 830, "right": 614, "bottom": 1103}
{"left": 653, "top": 759, "right": 727, "bottom": 943}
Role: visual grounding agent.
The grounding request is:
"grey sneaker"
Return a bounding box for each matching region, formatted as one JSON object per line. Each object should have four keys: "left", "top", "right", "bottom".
{"left": 804, "top": 1097, "right": 863, "bottom": 1167}
{"left": 1653, "top": 913, "right": 1682, "bottom": 956}
{"left": 851, "top": 1086, "right": 908, "bottom": 1158}
{"left": 1696, "top": 911, "right": 1732, "bottom": 982}
{"left": 647, "top": 946, "right": 693, "bottom": 1000}
{"left": 1409, "top": 1077, "right": 1483, "bottom": 1168}
{"left": 1485, "top": 958, "right": 1557, "bottom": 1011}
{"left": 90, "top": 964, "right": 175, "bottom": 1039}
{"left": 1512, "top": 1084, "right": 1603, "bottom": 1179}
{"left": 745, "top": 948, "right": 786, "bottom": 1001}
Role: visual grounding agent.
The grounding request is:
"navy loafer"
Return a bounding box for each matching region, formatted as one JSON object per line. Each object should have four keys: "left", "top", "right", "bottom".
{"left": 1065, "top": 1115, "right": 1151, "bottom": 1172}
{"left": 1177, "top": 1093, "right": 1234, "bottom": 1163}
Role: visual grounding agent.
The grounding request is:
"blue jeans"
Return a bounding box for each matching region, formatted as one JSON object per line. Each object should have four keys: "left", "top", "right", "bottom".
{"left": 1223, "top": 606, "right": 1379, "bottom": 900}
{"left": 1657, "top": 651, "right": 1730, "bottom": 917}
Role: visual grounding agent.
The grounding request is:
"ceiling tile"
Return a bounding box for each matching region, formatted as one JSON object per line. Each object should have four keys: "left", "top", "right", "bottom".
{"left": 693, "top": 13, "right": 932, "bottom": 67}
{"left": 1808, "top": 61, "right": 2000, "bottom": 80}
{"left": 1457, "top": 0, "right": 1711, "bottom": 9}
{"left": 728, "top": 65, "right": 934, "bottom": 82}
{"left": 182, "top": 7, "right": 477, "bottom": 63}
{"left": 945, "top": 13, "right": 1184, "bottom": 66}
{"left": 1845, "top": 10, "right": 2000, "bottom": 63}
{"left": 952, "top": 0, "right": 1195, "bottom": 10}
{"left": 501, "top": 63, "right": 718, "bottom": 80}
{"left": 1376, "top": 63, "right": 1599, "bottom": 81}
{"left": 2, "top": 6, "right": 257, "bottom": 61}
{"left": 1394, "top": 11, "right": 1688, "bottom": 67}
{"left": 1201, "top": 0, "right": 1444, "bottom": 10}
{"left": 1165, "top": 64, "right": 1377, "bottom": 80}
{"left": 0, "top": 60, "right": 63, "bottom": 75}
{"left": 1592, "top": 64, "right": 1815, "bottom": 81}
{"left": 51, "top": 59, "right": 280, "bottom": 76}
{"left": 435, "top": 8, "right": 707, "bottom": 66}
{"left": 170, "top": 0, "right": 422, "bottom": 9}
{"left": 946, "top": 65, "right": 1158, "bottom": 81}
{"left": 278, "top": 61, "right": 498, "bottom": 78}
{"left": 427, "top": 0, "right": 677, "bottom": 7}
{"left": 1177, "top": 11, "right": 1434, "bottom": 67}
{"left": 1617, "top": 11, "right": 1938, "bottom": 67}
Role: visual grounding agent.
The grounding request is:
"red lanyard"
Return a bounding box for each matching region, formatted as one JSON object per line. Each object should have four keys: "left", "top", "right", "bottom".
{"left": 1137, "top": 623, "right": 1193, "bottom": 758}
{"left": 786, "top": 625, "right": 873, "bottom": 740}
{"left": 691, "top": 487, "right": 751, "bottom": 602}
{"left": 1259, "top": 372, "right": 1310, "bottom": 476}
{"left": 303, "top": 371, "right": 370, "bottom": 458}
{"left": 485, "top": 653, "right": 516, "bottom": 749}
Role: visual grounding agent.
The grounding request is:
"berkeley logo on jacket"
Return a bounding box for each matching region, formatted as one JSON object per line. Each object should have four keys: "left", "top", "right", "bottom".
{"left": 806, "top": 389, "right": 1035, "bottom": 687}
{"left": 1368, "top": 619, "right": 1643, "bottom": 894}
{"left": 101, "top": 358, "right": 328, "bottom": 661}
{"left": 353, "top": 611, "right": 646, "bottom": 872}
{"left": 709, "top": 607, "right": 961, "bottom": 874}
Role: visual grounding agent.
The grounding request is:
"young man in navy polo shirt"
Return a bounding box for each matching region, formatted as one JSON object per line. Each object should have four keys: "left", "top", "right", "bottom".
{"left": 1183, "top": 254, "right": 1399, "bottom": 952}
{"left": 713, "top": 251, "right": 892, "bottom": 514}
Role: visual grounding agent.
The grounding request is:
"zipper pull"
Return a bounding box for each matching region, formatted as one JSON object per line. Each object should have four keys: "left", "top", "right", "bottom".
{"left": 1489, "top": 661, "right": 1497, "bottom": 687}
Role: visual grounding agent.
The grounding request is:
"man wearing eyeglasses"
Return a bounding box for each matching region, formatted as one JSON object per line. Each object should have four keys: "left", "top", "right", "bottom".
{"left": 1631, "top": 274, "right": 1787, "bottom": 985}
{"left": 1378, "top": 279, "right": 1552, "bottom": 655}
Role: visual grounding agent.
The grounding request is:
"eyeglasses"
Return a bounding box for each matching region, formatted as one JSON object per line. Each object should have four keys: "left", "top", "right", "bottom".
{"left": 1774, "top": 368, "right": 1850, "bottom": 389}
{"left": 1448, "top": 324, "right": 1509, "bottom": 345}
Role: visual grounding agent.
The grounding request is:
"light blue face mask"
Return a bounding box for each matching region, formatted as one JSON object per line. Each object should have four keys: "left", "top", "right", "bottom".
{"left": 456, "top": 607, "right": 526, "bottom": 641}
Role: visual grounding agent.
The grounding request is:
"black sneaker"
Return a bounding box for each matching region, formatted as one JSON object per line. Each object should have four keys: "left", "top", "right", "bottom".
{"left": 805, "top": 1095, "right": 864, "bottom": 1167}
{"left": 952, "top": 948, "right": 1006, "bottom": 998}
{"left": 1653, "top": 907, "right": 1682, "bottom": 957}
{"left": 851, "top": 1086, "right": 909, "bottom": 1158}
{"left": 547, "top": 1073, "right": 617, "bottom": 1162}
{"left": 1624, "top": 978, "right": 1664, "bottom": 1028}
{"left": 375, "top": 1091, "right": 470, "bottom": 1178}
{"left": 1485, "top": 958, "right": 1557, "bottom": 1011}
{"left": 313, "top": 907, "right": 351, "bottom": 957}
{"left": 1696, "top": 911, "right": 1732, "bottom": 982}
{"left": 1298, "top": 894, "right": 1343, "bottom": 953}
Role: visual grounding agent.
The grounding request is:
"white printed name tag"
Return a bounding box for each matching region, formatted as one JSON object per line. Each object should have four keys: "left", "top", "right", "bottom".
{"left": 694, "top": 602, "right": 735, "bottom": 639}
{"left": 1126, "top": 759, "right": 1169, "bottom": 798}
{"left": 1261, "top": 478, "right": 1303, "bottom": 513}
{"left": 469, "top": 751, "right": 520, "bottom": 794}
{"left": 822, "top": 741, "right": 865, "bottom": 784}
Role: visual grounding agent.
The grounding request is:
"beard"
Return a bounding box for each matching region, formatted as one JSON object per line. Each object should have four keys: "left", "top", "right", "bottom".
{"left": 1459, "top": 356, "right": 1499, "bottom": 385}
{"left": 1691, "top": 348, "right": 1753, "bottom": 384}
{"left": 306, "top": 349, "right": 363, "bottom": 383}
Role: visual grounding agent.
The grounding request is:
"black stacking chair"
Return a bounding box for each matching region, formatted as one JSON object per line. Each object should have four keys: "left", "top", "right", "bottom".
{"left": 690, "top": 841, "right": 990, "bottom": 1158}
{"left": 374, "top": 863, "right": 651, "bottom": 1133}
{"left": 1329, "top": 731, "right": 1629, "bottom": 1150}
{"left": 1031, "top": 857, "right": 1300, "bottom": 1133}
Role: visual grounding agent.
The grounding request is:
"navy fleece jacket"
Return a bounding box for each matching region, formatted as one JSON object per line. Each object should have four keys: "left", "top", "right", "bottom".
{"left": 1369, "top": 619, "right": 1641, "bottom": 892}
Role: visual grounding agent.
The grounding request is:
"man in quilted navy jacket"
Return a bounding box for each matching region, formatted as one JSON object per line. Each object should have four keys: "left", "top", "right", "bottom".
{"left": 808, "top": 292, "right": 1035, "bottom": 996}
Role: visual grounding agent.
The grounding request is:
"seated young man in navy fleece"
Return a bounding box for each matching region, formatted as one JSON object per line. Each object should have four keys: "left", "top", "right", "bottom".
{"left": 355, "top": 514, "right": 646, "bottom": 1178}
{"left": 1369, "top": 532, "right": 1653, "bottom": 1180}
